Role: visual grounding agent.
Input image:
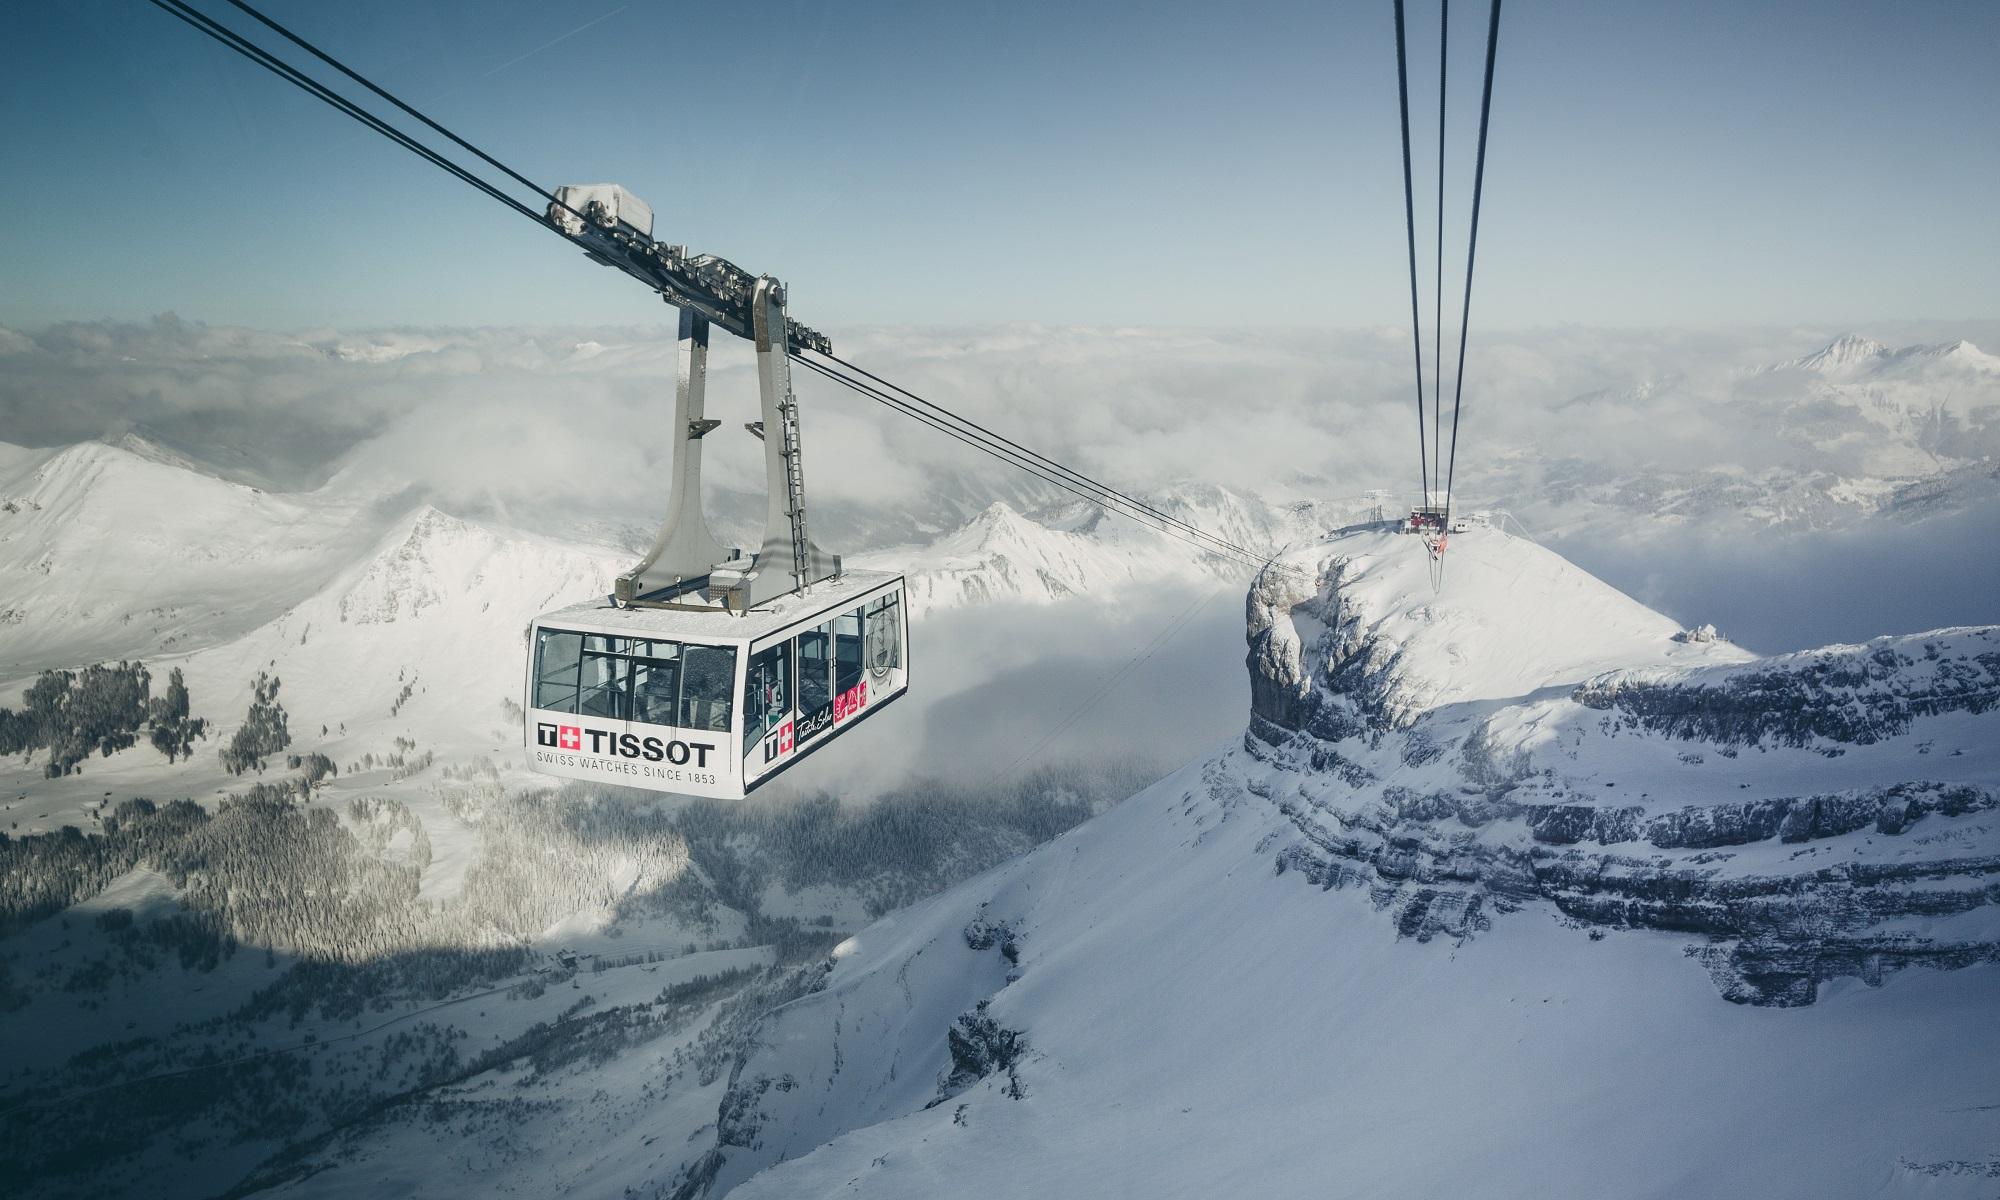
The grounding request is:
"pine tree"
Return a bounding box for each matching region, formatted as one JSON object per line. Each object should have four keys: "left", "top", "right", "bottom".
{"left": 221, "top": 673, "right": 290, "bottom": 775}
{"left": 147, "top": 667, "right": 208, "bottom": 763}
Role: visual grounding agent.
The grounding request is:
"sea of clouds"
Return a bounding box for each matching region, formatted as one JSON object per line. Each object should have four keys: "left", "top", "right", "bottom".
{"left": 4, "top": 313, "right": 1996, "bottom": 661}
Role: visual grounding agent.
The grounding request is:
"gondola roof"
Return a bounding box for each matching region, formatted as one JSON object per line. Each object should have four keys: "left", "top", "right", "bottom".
{"left": 536, "top": 569, "right": 905, "bottom": 643}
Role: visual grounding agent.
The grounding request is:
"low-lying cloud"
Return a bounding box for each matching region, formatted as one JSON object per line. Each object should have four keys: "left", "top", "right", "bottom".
{"left": 3, "top": 313, "right": 1995, "bottom": 651}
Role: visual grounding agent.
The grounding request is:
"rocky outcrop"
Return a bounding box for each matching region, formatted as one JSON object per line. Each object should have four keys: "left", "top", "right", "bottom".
{"left": 1576, "top": 631, "right": 2000, "bottom": 747}
{"left": 1522, "top": 782, "right": 1996, "bottom": 849}
{"left": 1241, "top": 529, "right": 2000, "bottom": 1006}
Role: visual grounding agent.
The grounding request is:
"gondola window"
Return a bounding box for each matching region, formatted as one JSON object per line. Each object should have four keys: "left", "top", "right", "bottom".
{"left": 535, "top": 629, "right": 584, "bottom": 712}
{"left": 745, "top": 643, "right": 790, "bottom": 742}
{"left": 680, "top": 645, "right": 737, "bottom": 731}
{"left": 798, "top": 624, "right": 832, "bottom": 717}
{"left": 534, "top": 629, "right": 735, "bottom": 732}
{"left": 835, "top": 608, "right": 865, "bottom": 696}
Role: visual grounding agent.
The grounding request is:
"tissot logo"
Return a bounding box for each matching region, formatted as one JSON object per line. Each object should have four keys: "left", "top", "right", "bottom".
{"left": 537, "top": 721, "right": 714, "bottom": 767}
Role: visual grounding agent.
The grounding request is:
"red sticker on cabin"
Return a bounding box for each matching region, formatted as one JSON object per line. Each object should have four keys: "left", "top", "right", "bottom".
{"left": 834, "top": 683, "right": 869, "bottom": 722}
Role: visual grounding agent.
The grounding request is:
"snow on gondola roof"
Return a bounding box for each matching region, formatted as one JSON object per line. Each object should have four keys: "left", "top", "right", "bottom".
{"left": 536, "top": 569, "right": 904, "bottom": 644}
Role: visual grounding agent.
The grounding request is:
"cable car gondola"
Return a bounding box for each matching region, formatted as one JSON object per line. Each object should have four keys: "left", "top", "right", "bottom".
{"left": 522, "top": 233, "right": 908, "bottom": 797}
{"left": 524, "top": 571, "right": 907, "bottom": 799}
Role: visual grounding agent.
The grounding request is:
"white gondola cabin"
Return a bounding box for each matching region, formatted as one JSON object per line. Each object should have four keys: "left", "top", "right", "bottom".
{"left": 521, "top": 192, "right": 906, "bottom": 798}
{"left": 524, "top": 571, "right": 908, "bottom": 799}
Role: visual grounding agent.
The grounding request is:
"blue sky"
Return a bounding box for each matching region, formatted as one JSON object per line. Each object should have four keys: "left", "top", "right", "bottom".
{"left": 2, "top": 0, "right": 1994, "bottom": 331}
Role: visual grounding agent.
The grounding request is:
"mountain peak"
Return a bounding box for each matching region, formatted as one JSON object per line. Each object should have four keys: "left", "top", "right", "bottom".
{"left": 1900, "top": 338, "right": 1999, "bottom": 372}
{"left": 1247, "top": 525, "right": 1749, "bottom": 736}
{"left": 1791, "top": 332, "right": 1889, "bottom": 374}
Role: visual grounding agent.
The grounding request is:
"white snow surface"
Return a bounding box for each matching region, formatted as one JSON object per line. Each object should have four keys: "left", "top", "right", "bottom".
{"left": 857, "top": 502, "right": 1210, "bottom": 612}
{"left": 1259, "top": 525, "right": 1753, "bottom": 723}
{"left": 0, "top": 440, "right": 388, "bottom": 675}
{"left": 713, "top": 752, "right": 1999, "bottom": 1200}
{"left": 696, "top": 524, "right": 2000, "bottom": 1200}
{"left": 5, "top": 435, "right": 1996, "bottom": 1198}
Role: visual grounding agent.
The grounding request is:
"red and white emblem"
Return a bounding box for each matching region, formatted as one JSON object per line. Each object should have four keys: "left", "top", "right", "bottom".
{"left": 778, "top": 721, "right": 794, "bottom": 754}
{"left": 558, "top": 725, "right": 582, "bottom": 751}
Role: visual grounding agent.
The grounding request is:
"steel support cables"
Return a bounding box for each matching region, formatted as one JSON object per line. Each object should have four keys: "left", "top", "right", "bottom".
{"left": 791, "top": 355, "right": 1296, "bottom": 579}
{"left": 217, "top": 0, "right": 564, "bottom": 214}
{"left": 1433, "top": 0, "right": 1449, "bottom": 500}
{"left": 147, "top": 0, "right": 544, "bottom": 224}
{"left": 143, "top": 0, "right": 1309, "bottom": 585}
{"left": 801, "top": 349, "right": 1257, "bottom": 565}
{"left": 1000, "top": 582, "right": 1225, "bottom": 778}
{"left": 1392, "top": 0, "right": 1432, "bottom": 507}
{"left": 1442, "top": 0, "right": 1502, "bottom": 522}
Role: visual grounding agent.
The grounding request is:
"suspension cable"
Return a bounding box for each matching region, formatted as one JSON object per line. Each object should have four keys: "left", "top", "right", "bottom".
{"left": 804, "top": 349, "right": 1255, "bottom": 563}
{"left": 148, "top": 0, "right": 543, "bottom": 224}
{"left": 215, "top": 0, "right": 603, "bottom": 233}
{"left": 1392, "top": 0, "right": 1431, "bottom": 509}
{"left": 1442, "top": 0, "right": 1501, "bottom": 521}
{"left": 146, "top": 0, "right": 1308, "bottom": 584}
{"left": 220, "top": 2, "right": 545, "bottom": 205}
{"left": 1000, "top": 583, "right": 1225, "bottom": 777}
{"left": 1433, "top": 0, "right": 1448, "bottom": 500}
{"left": 794, "top": 355, "right": 1298, "bottom": 579}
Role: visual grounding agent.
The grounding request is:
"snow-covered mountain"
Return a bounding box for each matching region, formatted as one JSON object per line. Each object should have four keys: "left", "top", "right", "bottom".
{"left": 857, "top": 502, "right": 1210, "bottom": 611}
{"left": 2, "top": 446, "right": 1215, "bottom": 1199}
{"left": 168, "top": 505, "right": 624, "bottom": 745}
{"left": 1786, "top": 331, "right": 1893, "bottom": 375}
{"left": 1481, "top": 331, "right": 2000, "bottom": 539}
{"left": 0, "top": 440, "right": 389, "bottom": 675}
{"left": 0, "top": 439, "right": 1284, "bottom": 838}
{"left": 1755, "top": 334, "right": 2000, "bottom": 480}
{"left": 688, "top": 525, "right": 2000, "bottom": 1198}
{"left": 858, "top": 486, "right": 1372, "bottom": 612}
{"left": 0, "top": 432, "right": 1338, "bottom": 682}
{"left": 11, "top": 317, "right": 1998, "bottom": 551}
{"left": 3, "top": 401, "right": 1996, "bottom": 1199}
{"left": 1780, "top": 332, "right": 2000, "bottom": 381}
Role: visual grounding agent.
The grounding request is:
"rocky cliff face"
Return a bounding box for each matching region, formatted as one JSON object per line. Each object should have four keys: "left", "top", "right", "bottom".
{"left": 1244, "top": 527, "right": 2000, "bottom": 1005}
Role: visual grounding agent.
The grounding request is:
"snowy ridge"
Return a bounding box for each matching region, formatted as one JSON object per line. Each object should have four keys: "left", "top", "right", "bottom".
{"left": 0, "top": 440, "right": 385, "bottom": 678}
{"left": 857, "top": 501, "right": 1213, "bottom": 611}
{"left": 857, "top": 488, "right": 1384, "bottom": 614}
{"left": 1786, "top": 332, "right": 1891, "bottom": 375}
{"left": 1777, "top": 333, "right": 2000, "bottom": 379}
{"left": 687, "top": 524, "right": 2000, "bottom": 1199}
{"left": 1247, "top": 526, "right": 1750, "bottom": 731}
{"left": 169, "top": 505, "right": 623, "bottom": 751}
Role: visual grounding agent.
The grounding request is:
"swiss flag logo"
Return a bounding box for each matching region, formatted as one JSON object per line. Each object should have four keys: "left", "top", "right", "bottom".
{"left": 558, "top": 725, "right": 582, "bottom": 751}
{"left": 778, "top": 721, "right": 794, "bottom": 754}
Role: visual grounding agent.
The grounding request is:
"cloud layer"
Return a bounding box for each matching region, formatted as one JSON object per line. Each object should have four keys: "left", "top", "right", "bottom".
{"left": 4, "top": 314, "right": 1996, "bottom": 654}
